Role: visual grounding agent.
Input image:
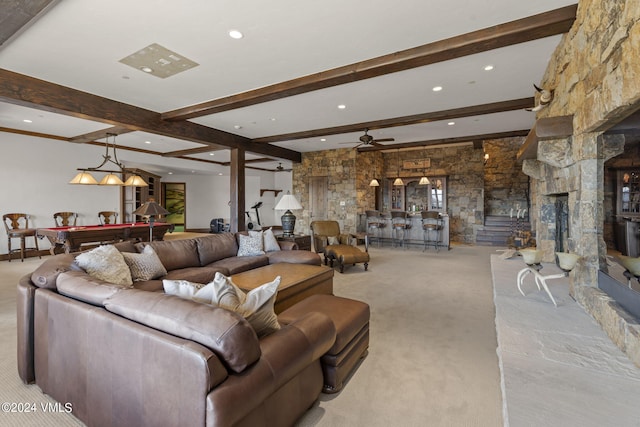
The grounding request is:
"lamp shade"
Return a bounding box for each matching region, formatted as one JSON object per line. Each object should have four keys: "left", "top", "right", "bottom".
{"left": 393, "top": 177, "right": 404, "bottom": 186}
{"left": 369, "top": 178, "right": 380, "bottom": 187}
{"left": 133, "top": 200, "right": 170, "bottom": 216}
{"left": 123, "top": 174, "right": 149, "bottom": 187}
{"left": 275, "top": 193, "right": 302, "bottom": 211}
{"left": 275, "top": 193, "right": 302, "bottom": 237}
{"left": 99, "top": 173, "right": 125, "bottom": 186}
{"left": 69, "top": 171, "right": 99, "bottom": 185}
{"left": 418, "top": 176, "right": 431, "bottom": 185}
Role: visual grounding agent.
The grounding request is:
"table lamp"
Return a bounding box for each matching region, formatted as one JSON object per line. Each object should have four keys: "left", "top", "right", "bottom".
{"left": 275, "top": 192, "right": 302, "bottom": 237}
{"left": 132, "top": 198, "right": 170, "bottom": 241}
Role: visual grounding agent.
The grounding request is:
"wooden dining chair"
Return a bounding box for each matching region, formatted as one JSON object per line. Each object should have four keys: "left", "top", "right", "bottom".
{"left": 53, "top": 211, "right": 78, "bottom": 227}
{"left": 3, "top": 213, "right": 40, "bottom": 262}
{"left": 98, "top": 211, "right": 118, "bottom": 225}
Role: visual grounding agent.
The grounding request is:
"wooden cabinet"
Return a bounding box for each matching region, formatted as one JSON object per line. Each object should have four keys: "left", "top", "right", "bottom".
{"left": 619, "top": 170, "right": 640, "bottom": 216}
{"left": 121, "top": 169, "right": 161, "bottom": 223}
{"left": 277, "top": 234, "right": 311, "bottom": 251}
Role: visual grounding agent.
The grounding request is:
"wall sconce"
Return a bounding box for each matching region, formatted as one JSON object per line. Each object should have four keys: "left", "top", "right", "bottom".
{"left": 484, "top": 153, "right": 490, "bottom": 165}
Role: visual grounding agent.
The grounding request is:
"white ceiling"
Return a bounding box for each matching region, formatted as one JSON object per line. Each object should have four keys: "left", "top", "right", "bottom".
{"left": 0, "top": 0, "right": 577, "bottom": 174}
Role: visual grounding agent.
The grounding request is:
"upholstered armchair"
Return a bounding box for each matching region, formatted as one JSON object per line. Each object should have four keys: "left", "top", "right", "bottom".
{"left": 310, "top": 220, "right": 369, "bottom": 273}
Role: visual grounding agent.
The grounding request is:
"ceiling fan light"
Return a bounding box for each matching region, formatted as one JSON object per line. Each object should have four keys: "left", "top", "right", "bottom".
{"left": 99, "top": 173, "right": 125, "bottom": 186}
{"left": 69, "top": 171, "right": 98, "bottom": 185}
{"left": 419, "top": 176, "right": 431, "bottom": 185}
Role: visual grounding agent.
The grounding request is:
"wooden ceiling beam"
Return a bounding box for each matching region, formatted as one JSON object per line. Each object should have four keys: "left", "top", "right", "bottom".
{"left": 358, "top": 130, "right": 530, "bottom": 152}
{"left": 0, "top": 0, "right": 59, "bottom": 49}
{"left": 162, "top": 5, "right": 577, "bottom": 121}
{"left": 0, "top": 68, "right": 301, "bottom": 162}
{"left": 252, "top": 98, "right": 534, "bottom": 144}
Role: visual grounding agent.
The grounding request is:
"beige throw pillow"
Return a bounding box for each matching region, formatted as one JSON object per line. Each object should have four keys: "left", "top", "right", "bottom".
{"left": 263, "top": 227, "right": 281, "bottom": 252}
{"left": 162, "top": 279, "right": 214, "bottom": 304}
{"left": 75, "top": 245, "right": 133, "bottom": 287}
{"left": 211, "top": 272, "right": 281, "bottom": 337}
{"left": 122, "top": 245, "right": 167, "bottom": 281}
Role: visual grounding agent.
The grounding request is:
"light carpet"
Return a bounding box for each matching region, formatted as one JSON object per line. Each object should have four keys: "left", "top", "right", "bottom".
{"left": 0, "top": 244, "right": 503, "bottom": 427}
{"left": 491, "top": 254, "right": 640, "bottom": 427}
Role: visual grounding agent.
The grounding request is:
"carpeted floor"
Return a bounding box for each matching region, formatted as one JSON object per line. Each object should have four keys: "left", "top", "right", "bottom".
{"left": 0, "top": 243, "right": 503, "bottom": 426}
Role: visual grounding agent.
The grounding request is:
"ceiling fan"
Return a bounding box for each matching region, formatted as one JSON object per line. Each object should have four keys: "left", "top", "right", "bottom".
{"left": 340, "top": 129, "right": 395, "bottom": 149}
{"left": 275, "top": 162, "right": 292, "bottom": 172}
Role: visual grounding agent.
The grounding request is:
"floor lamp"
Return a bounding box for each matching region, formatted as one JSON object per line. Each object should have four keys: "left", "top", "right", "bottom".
{"left": 133, "top": 198, "right": 170, "bottom": 241}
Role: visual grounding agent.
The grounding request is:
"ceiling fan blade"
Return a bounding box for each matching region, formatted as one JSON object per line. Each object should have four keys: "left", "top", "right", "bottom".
{"left": 372, "top": 138, "right": 395, "bottom": 143}
{"left": 338, "top": 141, "right": 358, "bottom": 145}
{"left": 352, "top": 142, "right": 365, "bottom": 149}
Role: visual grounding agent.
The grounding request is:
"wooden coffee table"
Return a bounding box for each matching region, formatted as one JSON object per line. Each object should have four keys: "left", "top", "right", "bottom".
{"left": 231, "top": 263, "right": 334, "bottom": 313}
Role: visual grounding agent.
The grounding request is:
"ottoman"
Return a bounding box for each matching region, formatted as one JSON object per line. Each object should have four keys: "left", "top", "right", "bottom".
{"left": 279, "top": 294, "right": 370, "bottom": 393}
{"left": 325, "top": 244, "right": 370, "bottom": 273}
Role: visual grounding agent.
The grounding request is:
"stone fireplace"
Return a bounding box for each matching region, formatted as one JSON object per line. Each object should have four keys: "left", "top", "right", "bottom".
{"left": 519, "top": 0, "right": 640, "bottom": 365}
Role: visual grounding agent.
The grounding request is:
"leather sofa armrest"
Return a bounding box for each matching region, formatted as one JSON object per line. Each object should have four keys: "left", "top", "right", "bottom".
{"left": 206, "top": 312, "right": 336, "bottom": 426}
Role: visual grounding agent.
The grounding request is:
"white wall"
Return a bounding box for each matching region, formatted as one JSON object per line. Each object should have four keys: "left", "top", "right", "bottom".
{"left": 0, "top": 132, "right": 291, "bottom": 255}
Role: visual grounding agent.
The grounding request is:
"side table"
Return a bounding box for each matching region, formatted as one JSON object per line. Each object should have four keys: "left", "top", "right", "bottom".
{"left": 277, "top": 234, "right": 311, "bottom": 251}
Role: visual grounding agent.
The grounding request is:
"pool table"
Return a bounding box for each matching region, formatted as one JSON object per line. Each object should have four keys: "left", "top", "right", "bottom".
{"left": 36, "top": 222, "right": 174, "bottom": 254}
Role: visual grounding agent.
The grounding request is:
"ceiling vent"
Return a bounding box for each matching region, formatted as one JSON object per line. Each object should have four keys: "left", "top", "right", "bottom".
{"left": 119, "top": 43, "right": 198, "bottom": 78}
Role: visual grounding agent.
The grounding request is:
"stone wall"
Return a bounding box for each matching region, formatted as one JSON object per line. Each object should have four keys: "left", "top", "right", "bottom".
{"left": 523, "top": 0, "right": 640, "bottom": 366}
{"left": 483, "top": 137, "right": 530, "bottom": 217}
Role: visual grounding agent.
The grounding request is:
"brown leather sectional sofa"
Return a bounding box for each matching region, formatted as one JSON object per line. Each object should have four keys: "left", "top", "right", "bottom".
{"left": 16, "top": 233, "right": 342, "bottom": 427}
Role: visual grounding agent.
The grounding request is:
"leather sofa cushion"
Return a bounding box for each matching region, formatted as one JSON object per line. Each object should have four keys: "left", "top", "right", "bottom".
{"left": 209, "top": 255, "right": 269, "bottom": 275}
{"left": 56, "top": 270, "right": 128, "bottom": 306}
{"left": 136, "top": 239, "right": 200, "bottom": 271}
{"left": 104, "top": 289, "right": 261, "bottom": 373}
{"left": 163, "top": 266, "right": 230, "bottom": 284}
{"left": 30, "top": 253, "right": 79, "bottom": 289}
{"left": 195, "top": 233, "right": 238, "bottom": 266}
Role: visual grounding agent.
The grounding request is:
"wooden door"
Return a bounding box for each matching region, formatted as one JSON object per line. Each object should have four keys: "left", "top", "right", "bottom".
{"left": 309, "top": 176, "right": 328, "bottom": 222}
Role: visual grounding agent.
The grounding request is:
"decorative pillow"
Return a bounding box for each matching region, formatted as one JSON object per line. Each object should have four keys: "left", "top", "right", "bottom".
{"left": 163, "top": 279, "right": 214, "bottom": 304}
{"left": 327, "top": 235, "right": 340, "bottom": 245}
{"left": 263, "top": 227, "right": 281, "bottom": 252}
{"left": 75, "top": 245, "right": 133, "bottom": 287}
{"left": 237, "top": 233, "right": 265, "bottom": 256}
{"left": 211, "top": 272, "right": 281, "bottom": 337}
{"left": 122, "top": 245, "right": 167, "bottom": 281}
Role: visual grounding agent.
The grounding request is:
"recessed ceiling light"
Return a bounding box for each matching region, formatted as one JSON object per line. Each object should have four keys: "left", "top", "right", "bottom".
{"left": 448, "top": 122, "right": 455, "bottom": 126}
{"left": 270, "top": 118, "right": 277, "bottom": 121}
{"left": 338, "top": 104, "right": 346, "bottom": 109}
{"left": 218, "top": 172, "right": 223, "bottom": 176}
{"left": 209, "top": 153, "right": 215, "bottom": 156}
{"left": 432, "top": 86, "right": 443, "bottom": 92}
{"left": 484, "top": 65, "right": 494, "bottom": 71}
{"left": 234, "top": 125, "right": 242, "bottom": 129}
{"left": 168, "top": 172, "right": 173, "bottom": 175}
{"left": 23, "top": 119, "right": 32, "bottom": 123}
{"left": 145, "top": 140, "right": 152, "bottom": 144}
{"left": 229, "top": 30, "right": 243, "bottom": 39}
{"left": 320, "top": 138, "right": 326, "bottom": 142}
{"left": 140, "top": 66, "right": 153, "bottom": 73}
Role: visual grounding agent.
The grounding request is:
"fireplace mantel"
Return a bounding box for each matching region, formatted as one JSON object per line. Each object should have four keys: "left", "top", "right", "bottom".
{"left": 517, "top": 115, "right": 574, "bottom": 161}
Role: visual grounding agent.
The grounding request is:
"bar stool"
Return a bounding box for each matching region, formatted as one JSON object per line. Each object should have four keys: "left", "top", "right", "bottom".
{"left": 53, "top": 212, "right": 78, "bottom": 227}
{"left": 98, "top": 211, "right": 118, "bottom": 225}
{"left": 391, "top": 211, "right": 411, "bottom": 249}
{"left": 421, "top": 211, "right": 442, "bottom": 252}
{"left": 365, "top": 210, "right": 385, "bottom": 247}
{"left": 3, "top": 213, "right": 41, "bottom": 262}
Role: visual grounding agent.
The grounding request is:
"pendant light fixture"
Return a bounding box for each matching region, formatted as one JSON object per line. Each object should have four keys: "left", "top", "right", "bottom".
{"left": 69, "top": 133, "right": 148, "bottom": 187}
{"left": 419, "top": 146, "right": 430, "bottom": 185}
{"left": 393, "top": 148, "right": 404, "bottom": 186}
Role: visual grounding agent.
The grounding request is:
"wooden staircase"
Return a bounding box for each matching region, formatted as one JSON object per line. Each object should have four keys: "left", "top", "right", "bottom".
{"left": 476, "top": 215, "right": 531, "bottom": 247}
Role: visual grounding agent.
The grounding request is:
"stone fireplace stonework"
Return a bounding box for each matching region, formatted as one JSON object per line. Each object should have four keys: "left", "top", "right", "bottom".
{"left": 523, "top": 0, "right": 640, "bottom": 365}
